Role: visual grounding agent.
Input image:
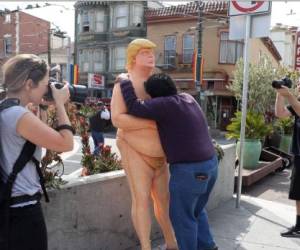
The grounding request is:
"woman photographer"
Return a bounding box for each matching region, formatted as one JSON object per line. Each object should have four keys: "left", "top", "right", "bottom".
{"left": 0, "top": 54, "right": 73, "bottom": 250}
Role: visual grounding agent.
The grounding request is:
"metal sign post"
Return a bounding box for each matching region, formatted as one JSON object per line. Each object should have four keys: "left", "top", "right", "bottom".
{"left": 236, "top": 14, "right": 251, "bottom": 209}
{"left": 228, "top": 1, "right": 271, "bottom": 208}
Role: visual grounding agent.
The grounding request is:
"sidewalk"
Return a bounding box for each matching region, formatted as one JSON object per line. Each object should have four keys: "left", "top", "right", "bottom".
{"left": 150, "top": 167, "right": 300, "bottom": 250}
{"left": 209, "top": 195, "right": 298, "bottom": 250}
{"left": 149, "top": 195, "right": 298, "bottom": 250}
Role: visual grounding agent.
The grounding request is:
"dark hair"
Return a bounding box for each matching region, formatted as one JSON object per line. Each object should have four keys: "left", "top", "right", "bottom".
{"left": 144, "top": 73, "right": 177, "bottom": 98}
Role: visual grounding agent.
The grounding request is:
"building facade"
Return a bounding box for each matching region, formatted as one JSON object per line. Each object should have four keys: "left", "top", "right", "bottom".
{"left": 74, "top": 1, "right": 154, "bottom": 97}
{"left": 270, "top": 23, "right": 297, "bottom": 68}
{"left": 0, "top": 10, "right": 50, "bottom": 85}
{"left": 146, "top": 1, "right": 281, "bottom": 130}
{"left": 0, "top": 10, "right": 50, "bottom": 58}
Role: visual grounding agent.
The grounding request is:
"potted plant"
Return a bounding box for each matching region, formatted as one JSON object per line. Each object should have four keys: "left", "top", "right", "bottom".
{"left": 226, "top": 110, "right": 272, "bottom": 169}
{"left": 275, "top": 117, "right": 294, "bottom": 153}
{"left": 263, "top": 111, "right": 281, "bottom": 148}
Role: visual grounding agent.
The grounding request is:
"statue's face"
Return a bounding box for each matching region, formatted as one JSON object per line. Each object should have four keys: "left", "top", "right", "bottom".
{"left": 135, "top": 48, "right": 155, "bottom": 69}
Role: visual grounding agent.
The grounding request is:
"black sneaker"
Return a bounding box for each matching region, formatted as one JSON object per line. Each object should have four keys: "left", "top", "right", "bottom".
{"left": 281, "top": 226, "right": 300, "bottom": 238}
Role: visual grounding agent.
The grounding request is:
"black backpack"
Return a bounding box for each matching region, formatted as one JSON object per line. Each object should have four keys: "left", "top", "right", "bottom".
{"left": 0, "top": 98, "right": 49, "bottom": 250}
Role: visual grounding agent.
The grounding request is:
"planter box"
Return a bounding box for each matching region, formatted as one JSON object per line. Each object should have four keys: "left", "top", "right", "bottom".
{"left": 235, "top": 149, "right": 284, "bottom": 187}
{"left": 42, "top": 144, "right": 235, "bottom": 250}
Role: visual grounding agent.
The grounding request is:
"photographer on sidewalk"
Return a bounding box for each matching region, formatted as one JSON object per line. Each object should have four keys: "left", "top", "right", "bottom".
{"left": 275, "top": 79, "right": 300, "bottom": 238}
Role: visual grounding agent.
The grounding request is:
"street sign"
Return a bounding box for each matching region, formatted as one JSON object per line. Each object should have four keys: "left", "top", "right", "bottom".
{"left": 229, "top": 1, "right": 271, "bottom": 16}
{"left": 229, "top": 1, "right": 272, "bottom": 41}
{"left": 295, "top": 31, "right": 300, "bottom": 72}
{"left": 88, "top": 73, "right": 105, "bottom": 89}
{"left": 229, "top": 14, "right": 271, "bottom": 40}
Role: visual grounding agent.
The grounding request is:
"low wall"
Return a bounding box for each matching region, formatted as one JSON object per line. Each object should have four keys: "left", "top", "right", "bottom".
{"left": 42, "top": 144, "right": 235, "bottom": 250}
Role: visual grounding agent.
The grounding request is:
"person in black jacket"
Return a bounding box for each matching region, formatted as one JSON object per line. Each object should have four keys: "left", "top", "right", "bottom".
{"left": 89, "top": 102, "right": 110, "bottom": 155}
{"left": 275, "top": 81, "right": 300, "bottom": 238}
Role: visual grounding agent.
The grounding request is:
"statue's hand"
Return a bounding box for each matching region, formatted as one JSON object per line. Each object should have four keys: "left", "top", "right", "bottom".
{"left": 115, "top": 73, "right": 130, "bottom": 83}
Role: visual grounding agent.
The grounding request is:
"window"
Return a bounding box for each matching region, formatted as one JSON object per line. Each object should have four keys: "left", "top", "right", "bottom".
{"left": 164, "top": 36, "right": 176, "bottom": 66}
{"left": 77, "top": 13, "right": 81, "bottom": 31}
{"left": 114, "top": 5, "right": 128, "bottom": 28}
{"left": 4, "top": 14, "right": 11, "bottom": 23}
{"left": 82, "top": 11, "right": 90, "bottom": 32}
{"left": 114, "top": 46, "right": 126, "bottom": 70}
{"left": 79, "top": 50, "right": 83, "bottom": 72}
{"left": 82, "top": 50, "right": 89, "bottom": 72}
{"left": 132, "top": 4, "right": 143, "bottom": 27}
{"left": 219, "top": 32, "right": 243, "bottom": 64}
{"left": 94, "top": 49, "right": 104, "bottom": 72}
{"left": 207, "top": 81, "right": 215, "bottom": 90}
{"left": 95, "top": 10, "right": 105, "bottom": 32}
{"left": 80, "top": 49, "right": 105, "bottom": 73}
{"left": 4, "top": 35, "right": 12, "bottom": 56}
{"left": 88, "top": 50, "right": 93, "bottom": 71}
{"left": 183, "top": 34, "right": 194, "bottom": 64}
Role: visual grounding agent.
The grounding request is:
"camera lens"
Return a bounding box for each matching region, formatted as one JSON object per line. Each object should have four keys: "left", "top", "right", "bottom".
{"left": 272, "top": 80, "right": 283, "bottom": 89}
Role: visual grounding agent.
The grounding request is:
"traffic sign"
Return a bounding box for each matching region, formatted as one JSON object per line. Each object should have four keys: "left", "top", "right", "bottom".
{"left": 88, "top": 73, "right": 105, "bottom": 89}
{"left": 229, "top": 1, "right": 271, "bottom": 16}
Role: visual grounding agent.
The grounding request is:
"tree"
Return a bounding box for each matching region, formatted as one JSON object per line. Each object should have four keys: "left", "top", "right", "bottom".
{"left": 228, "top": 55, "right": 300, "bottom": 115}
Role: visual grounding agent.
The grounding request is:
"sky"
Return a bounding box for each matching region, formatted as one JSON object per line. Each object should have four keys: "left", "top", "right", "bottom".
{"left": 1, "top": 1, "right": 300, "bottom": 41}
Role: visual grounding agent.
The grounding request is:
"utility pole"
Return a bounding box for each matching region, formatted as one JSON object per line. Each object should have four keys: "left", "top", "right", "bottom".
{"left": 196, "top": 0, "right": 205, "bottom": 110}
{"left": 66, "top": 36, "right": 71, "bottom": 83}
{"left": 48, "top": 28, "right": 51, "bottom": 65}
{"left": 196, "top": 0, "right": 202, "bottom": 87}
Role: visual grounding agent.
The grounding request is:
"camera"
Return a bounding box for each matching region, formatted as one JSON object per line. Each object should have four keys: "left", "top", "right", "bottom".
{"left": 43, "top": 65, "right": 88, "bottom": 103}
{"left": 272, "top": 77, "right": 293, "bottom": 89}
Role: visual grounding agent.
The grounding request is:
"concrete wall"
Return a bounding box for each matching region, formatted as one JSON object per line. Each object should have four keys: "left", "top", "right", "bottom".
{"left": 207, "top": 144, "right": 235, "bottom": 211}
{"left": 42, "top": 144, "right": 235, "bottom": 250}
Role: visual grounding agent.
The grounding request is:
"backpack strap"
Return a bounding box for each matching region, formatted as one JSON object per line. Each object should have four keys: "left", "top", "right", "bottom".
{"left": 3, "top": 141, "right": 38, "bottom": 204}
{"left": 0, "top": 98, "right": 20, "bottom": 112}
{"left": 10, "top": 192, "right": 41, "bottom": 206}
{"left": 31, "top": 157, "right": 49, "bottom": 203}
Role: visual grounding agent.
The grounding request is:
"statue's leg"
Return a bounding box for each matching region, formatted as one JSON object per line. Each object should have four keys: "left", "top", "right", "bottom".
{"left": 151, "top": 164, "right": 178, "bottom": 249}
{"left": 118, "top": 139, "right": 154, "bottom": 250}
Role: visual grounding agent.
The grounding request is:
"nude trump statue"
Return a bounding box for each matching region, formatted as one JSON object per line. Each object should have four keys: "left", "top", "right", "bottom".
{"left": 111, "top": 39, "right": 177, "bottom": 250}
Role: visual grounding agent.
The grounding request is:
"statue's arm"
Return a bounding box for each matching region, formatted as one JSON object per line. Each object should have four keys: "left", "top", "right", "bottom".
{"left": 111, "top": 83, "right": 156, "bottom": 130}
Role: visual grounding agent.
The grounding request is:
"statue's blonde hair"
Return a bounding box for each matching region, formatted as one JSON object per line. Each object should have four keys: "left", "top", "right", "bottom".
{"left": 126, "top": 38, "right": 156, "bottom": 70}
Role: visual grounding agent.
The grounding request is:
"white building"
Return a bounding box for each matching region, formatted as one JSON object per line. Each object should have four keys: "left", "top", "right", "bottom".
{"left": 270, "top": 23, "right": 298, "bottom": 68}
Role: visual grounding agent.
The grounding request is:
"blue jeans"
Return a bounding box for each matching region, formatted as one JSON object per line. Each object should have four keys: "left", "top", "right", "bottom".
{"left": 169, "top": 155, "right": 218, "bottom": 250}
{"left": 91, "top": 131, "right": 104, "bottom": 155}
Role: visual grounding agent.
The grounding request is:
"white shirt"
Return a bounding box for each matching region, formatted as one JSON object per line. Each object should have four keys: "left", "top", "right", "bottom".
{"left": 100, "top": 107, "right": 110, "bottom": 120}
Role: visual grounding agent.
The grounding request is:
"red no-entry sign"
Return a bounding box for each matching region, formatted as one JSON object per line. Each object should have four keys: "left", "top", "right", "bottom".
{"left": 229, "top": 1, "right": 271, "bottom": 16}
